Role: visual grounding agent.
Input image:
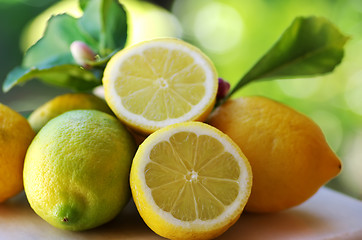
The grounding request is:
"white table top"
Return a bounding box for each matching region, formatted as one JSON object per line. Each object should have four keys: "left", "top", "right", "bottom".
{"left": 0, "top": 187, "right": 361, "bottom": 239}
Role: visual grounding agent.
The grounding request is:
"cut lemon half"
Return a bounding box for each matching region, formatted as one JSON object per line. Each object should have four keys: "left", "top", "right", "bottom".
{"left": 130, "top": 121, "right": 252, "bottom": 240}
{"left": 103, "top": 38, "right": 218, "bottom": 135}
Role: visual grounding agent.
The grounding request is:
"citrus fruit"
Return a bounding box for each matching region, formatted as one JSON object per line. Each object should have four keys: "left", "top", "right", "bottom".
{"left": 28, "top": 93, "right": 113, "bottom": 133}
{"left": 130, "top": 121, "right": 252, "bottom": 240}
{"left": 23, "top": 110, "right": 136, "bottom": 231}
{"left": 208, "top": 96, "right": 342, "bottom": 212}
{"left": 103, "top": 38, "right": 218, "bottom": 135}
{"left": 0, "top": 103, "right": 35, "bottom": 203}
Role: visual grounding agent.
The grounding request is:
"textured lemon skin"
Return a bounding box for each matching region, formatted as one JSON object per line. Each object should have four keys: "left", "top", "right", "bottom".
{"left": 24, "top": 110, "right": 136, "bottom": 231}
{"left": 0, "top": 103, "right": 35, "bottom": 203}
{"left": 103, "top": 38, "right": 218, "bottom": 136}
{"left": 208, "top": 96, "right": 342, "bottom": 213}
{"left": 28, "top": 93, "right": 113, "bottom": 133}
{"left": 130, "top": 121, "right": 252, "bottom": 240}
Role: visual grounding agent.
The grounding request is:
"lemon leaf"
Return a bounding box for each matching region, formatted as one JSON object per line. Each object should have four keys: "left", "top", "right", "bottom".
{"left": 79, "top": 0, "right": 127, "bottom": 56}
{"left": 3, "top": 0, "right": 127, "bottom": 92}
{"left": 79, "top": 0, "right": 89, "bottom": 11}
{"left": 227, "top": 16, "right": 349, "bottom": 98}
{"left": 3, "top": 64, "right": 101, "bottom": 93}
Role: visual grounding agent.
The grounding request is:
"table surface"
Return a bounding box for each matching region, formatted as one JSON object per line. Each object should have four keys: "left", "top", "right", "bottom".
{"left": 0, "top": 187, "right": 361, "bottom": 240}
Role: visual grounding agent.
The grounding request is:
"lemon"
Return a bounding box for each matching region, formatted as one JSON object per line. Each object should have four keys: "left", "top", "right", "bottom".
{"left": 130, "top": 121, "right": 252, "bottom": 240}
{"left": 0, "top": 103, "right": 35, "bottom": 203}
{"left": 208, "top": 96, "right": 342, "bottom": 212}
{"left": 23, "top": 110, "right": 136, "bottom": 231}
{"left": 28, "top": 93, "right": 113, "bottom": 133}
{"left": 103, "top": 38, "right": 218, "bottom": 135}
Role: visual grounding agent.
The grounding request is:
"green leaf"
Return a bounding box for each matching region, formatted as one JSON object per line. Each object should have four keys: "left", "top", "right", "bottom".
{"left": 3, "top": 0, "right": 127, "bottom": 93}
{"left": 3, "top": 67, "right": 28, "bottom": 92}
{"left": 3, "top": 64, "right": 101, "bottom": 92}
{"left": 79, "top": 0, "right": 127, "bottom": 56}
{"left": 79, "top": 0, "right": 89, "bottom": 11}
{"left": 23, "top": 14, "right": 97, "bottom": 68}
{"left": 227, "top": 16, "right": 349, "bottom": 98}
{"left": 3, "top": 13, "right": 98, "bottom": 92}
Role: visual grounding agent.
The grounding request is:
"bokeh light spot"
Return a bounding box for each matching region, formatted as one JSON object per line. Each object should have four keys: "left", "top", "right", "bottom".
{"left": 193, "top": 1, "right": 244, "bottom": 54}
{"left": 345, "top": 70, "right": 362, "bottom": 116}
{"left": 310, "top": 110, "right": 343, "bottom": 151}
{"left": 340, "top": 130, "right": 362, "bottom": 198}
{"left": 121, "top": 0, "right": 183, "bottom": 46}
{"left": 277, "top": 77, "right": 322, "bottom": 99}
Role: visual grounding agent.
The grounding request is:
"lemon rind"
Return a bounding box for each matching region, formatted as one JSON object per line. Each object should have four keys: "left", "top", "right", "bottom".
{"left": 131, "top": 122, "right": 252, "bottom": 233}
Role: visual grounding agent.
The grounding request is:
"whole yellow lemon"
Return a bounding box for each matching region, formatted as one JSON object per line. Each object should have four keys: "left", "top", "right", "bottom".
{"left": 208, "top": 96, "right": 342, "bottom": 212}
{"left": 23, "top": 110, "right": 136, "bottom": 230}
{"left": 0, "top": 103, "right": 35, "bottom": 203}
{"left": 28, "top": 93, "right": 113, "bottom": 133}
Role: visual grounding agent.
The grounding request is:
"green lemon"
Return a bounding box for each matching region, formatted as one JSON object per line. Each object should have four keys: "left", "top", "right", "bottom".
{"left": 28, "top": 93, "right": 113, "bottom": 133}
{"left": 23, "top": 110, "right": 136, "bottom": 231}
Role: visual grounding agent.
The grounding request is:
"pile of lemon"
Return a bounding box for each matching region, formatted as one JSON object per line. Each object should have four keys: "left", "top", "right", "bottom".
{"left": 0, "top": 38, "right": 341, "bottom": 240}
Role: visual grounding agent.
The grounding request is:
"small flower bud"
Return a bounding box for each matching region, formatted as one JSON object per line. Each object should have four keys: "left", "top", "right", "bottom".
{"left": 70, "top": 41, "right": 96, "bottom": 69}
{"left": 217, "top": 77, "right": 231, "bottom": 99}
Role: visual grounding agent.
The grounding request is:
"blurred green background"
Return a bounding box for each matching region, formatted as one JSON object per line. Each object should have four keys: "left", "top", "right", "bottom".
{"left": 0, "top": 0, "right": 361, "bottom": 199}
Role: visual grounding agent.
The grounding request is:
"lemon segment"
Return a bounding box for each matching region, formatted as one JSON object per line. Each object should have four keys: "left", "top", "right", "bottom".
{"left": 130, "top": 121, "right": 252, "bottom": 240}
{"left": 103, "top": 38, "right": 218, "bottom": 135}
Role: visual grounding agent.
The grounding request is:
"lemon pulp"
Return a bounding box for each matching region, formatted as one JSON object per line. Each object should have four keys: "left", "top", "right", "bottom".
{"left": 117, "top": 48, "right": 206, "bottom": 120}
{"left": 146, "top": 132, "right": 241, "bottom": 221}
{"left": 103, "top": 38, "right": 218, "bottom": 134}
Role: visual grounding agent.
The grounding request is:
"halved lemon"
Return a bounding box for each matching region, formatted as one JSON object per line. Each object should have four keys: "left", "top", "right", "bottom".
{"left": 130, "top": 121, "right": 252, "bottom": 240}
{"left": 102, "top": 38, "right": 218, "bottom": 135}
